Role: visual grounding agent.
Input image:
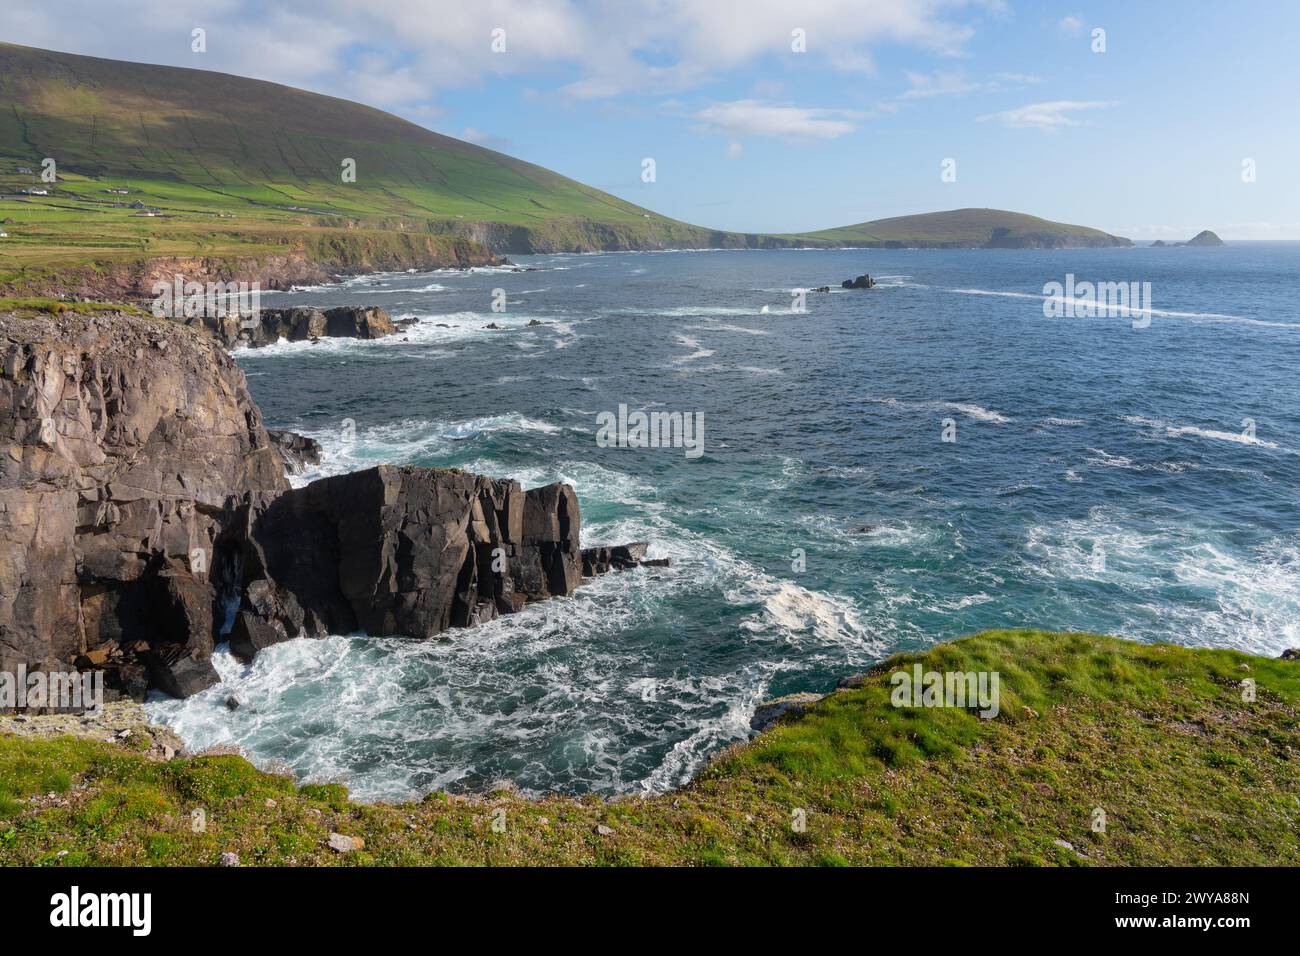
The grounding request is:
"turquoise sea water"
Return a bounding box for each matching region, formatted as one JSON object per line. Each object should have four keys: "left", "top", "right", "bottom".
{"left": 147, "top": 244, "right": 1300, "bottom": 800}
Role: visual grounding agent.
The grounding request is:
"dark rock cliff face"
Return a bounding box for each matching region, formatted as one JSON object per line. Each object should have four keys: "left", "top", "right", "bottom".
{"left": 228, "top": 467, "right": 583, "bottom": 657}
{"left": 265, "top": 429, "right": 321, "bottom": 475}
{"left": 0, "top": 312, "right": 288, "bottom": 701}
{"left": 2, "top": 311, "right": 648, "bottom": 703}
{"left": 179, "top": 306, "right": 404, "bottom": 350}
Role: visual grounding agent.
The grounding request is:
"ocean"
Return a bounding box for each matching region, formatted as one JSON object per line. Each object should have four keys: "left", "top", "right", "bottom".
{"left": 145, "top": 243, "right": 1300, "bottom": 801}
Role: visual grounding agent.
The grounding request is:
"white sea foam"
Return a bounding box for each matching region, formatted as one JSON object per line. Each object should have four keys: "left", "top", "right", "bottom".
{"left": 232, "top": 312, "right": 559, "bottom": 358}
{"left": 1024, "top": 511, "right": 1300, "bottom": 656}
{"left": 947, "top": 287, "right": 1299, "bottom": 328}
{"left": 616, "top": 305, "right": 792, "bottom": 318}
{"left": 332, "top": 282, "right": 449, "bottom": 295}
{"left": 867, "top": 396, "right": 1011, "bottom": 423}
{"left": 147, "top": 480, "right": 886, "bottom": 800}
{"left": 682, "top": 323, "right": 770, "bottom": 336}
{"left": 284, "top": 414, "right": 569, "bottom": 486}
{"left": 1083, "top": 447, "right": 1188, "bottom": 473}
{"left": 943, "top": 401, "right": 1011, "bottom": 424}
{"left": 1124, "top": 415, "right": 1283, "bottom": 450}
{"left": 676, "top": 363, "right": 784, "bottom": 376}
{"left": 672, "top": 334, "right": 715, "bottom": 363}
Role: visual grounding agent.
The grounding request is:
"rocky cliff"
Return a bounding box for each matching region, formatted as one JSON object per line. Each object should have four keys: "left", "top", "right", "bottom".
{"left": 178, "top": 306, "right": 405, "bottom": 350}
{"left": 1, "top": 310, "right": 644, "bottom": 704}
{"left": 6, "top": 239, "right": 507, "bottom": 301}
{"left": 229, "top": 467, "right": 583, "bottom": 659}
{"left": 0, "top": 311, "right": 288, "bottom": 700}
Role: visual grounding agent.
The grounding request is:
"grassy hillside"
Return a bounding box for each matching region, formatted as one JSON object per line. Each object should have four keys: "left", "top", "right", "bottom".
{"left": 794, "top": 207, "right": 1131, "bottom": 248}
{"left": 2, "top": 630, "right": 1294, "bottom": 866}
{"left": 0, "top": 42, "right": 757, "bottom": 292}
{"left": 0, "top": 44, "right": 1131, "bottom": 294}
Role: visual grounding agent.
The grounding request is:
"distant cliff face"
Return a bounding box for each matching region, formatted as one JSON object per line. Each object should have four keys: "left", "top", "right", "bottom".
{"left": 6, "top": 238, "right": 508, "bottom": 301}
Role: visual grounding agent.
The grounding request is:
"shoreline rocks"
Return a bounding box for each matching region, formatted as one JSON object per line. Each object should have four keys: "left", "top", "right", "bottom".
{"left": 266, "top": 429, "right": 322, "bottom": 475}
{"left": 0, "top": 699, "right": 186, "bottom": 758}
{"left": 1, "top": 311, "right": 288, "bottom": 703}
{"left": 178, "top": 305, "right": 403, "bottom": 349}
{"left": 237, "top": 465, "right": 586, "bottom": 643}
{"left": 1, "top": 310, "right": 650, "bottom": 701}
{"left": 749, "top": 692, "right": 826, "bottom": 733}
{"left": 841, "top": 274, "right": 876, "bottom": 289}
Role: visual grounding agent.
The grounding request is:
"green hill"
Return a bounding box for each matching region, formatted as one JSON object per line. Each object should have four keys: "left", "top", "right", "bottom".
{"left": 794, "top": 207, "right": 1131, "bottom": 248}
{"left": 0, "top": 42, "right": 760, "bottom": 293}
{"left": 0, "top": 43, "right": 1129, "bottom": 296}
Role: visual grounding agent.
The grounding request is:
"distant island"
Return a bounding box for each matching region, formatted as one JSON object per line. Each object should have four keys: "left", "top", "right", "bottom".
{"left": 1151, "top": 229, "right": 1224, "bottom": 247}
{"left": 1, "top": 42, "right": 1129, "bottom": 299}
{"left": 788, "top": 207, "right": 1130, "bottom": 250}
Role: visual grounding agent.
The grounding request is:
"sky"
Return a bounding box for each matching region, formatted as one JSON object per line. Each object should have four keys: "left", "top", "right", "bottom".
{"left": 4, "top": 0, "right": 1298, "bottom": 239}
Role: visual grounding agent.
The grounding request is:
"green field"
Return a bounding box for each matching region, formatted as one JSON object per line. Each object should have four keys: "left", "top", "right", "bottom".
{"left": 2, "top": 630, "right": 1294, "bottom": 866}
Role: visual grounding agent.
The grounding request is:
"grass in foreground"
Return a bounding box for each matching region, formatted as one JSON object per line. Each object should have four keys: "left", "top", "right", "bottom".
{"left": 0, "top": 297, "right": 140, "bottom": 315}
{"left": 1, "top": 630, "right": 1296, "bottom": 866}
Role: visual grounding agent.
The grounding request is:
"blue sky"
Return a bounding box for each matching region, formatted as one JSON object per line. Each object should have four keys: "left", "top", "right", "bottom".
{"left": 6, "top": 0, "right": 1298, "bottom": 238}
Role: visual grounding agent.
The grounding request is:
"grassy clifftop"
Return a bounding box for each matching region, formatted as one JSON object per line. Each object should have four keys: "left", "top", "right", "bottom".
{"left": 2, "top": 630, "right": 1294, "bottom": 866}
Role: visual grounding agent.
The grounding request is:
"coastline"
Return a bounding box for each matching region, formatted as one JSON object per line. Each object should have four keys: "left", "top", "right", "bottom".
{"left": 4, "top": 629, "right": 1296, "bottom": 865}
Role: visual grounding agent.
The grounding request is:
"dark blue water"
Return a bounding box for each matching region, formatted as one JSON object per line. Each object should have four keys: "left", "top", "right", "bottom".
{"left": 147, "top": 244, "right": 1300, "bottom": 800}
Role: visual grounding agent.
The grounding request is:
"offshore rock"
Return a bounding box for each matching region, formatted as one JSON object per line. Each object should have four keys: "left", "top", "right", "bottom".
{"left": 580, "top": 542, "right": 652, "bottom": 576}
{"left": 266, "top": 429, "right": 321, "bottom": 475}
{"left": 241, "top": 465, "right": 582, "bottom": 641}
{"left": 179, "top": 306, "right": 398, "bottom": 349}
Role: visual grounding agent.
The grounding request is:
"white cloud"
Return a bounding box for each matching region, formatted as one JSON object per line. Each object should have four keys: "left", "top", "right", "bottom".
{"left": 1059, "top": 15, "right": 1085, "bottom": 35}
{"left": 899, "top": 69, "right": 1038, "bottom": 100}
{"left": 902, "top": 71, "right": 987, "bottom": 98}
{"left": 977, "top": 99, "right": 1112, "bottom": 129}
{"left": 995, "top": 72, "right": 1041, "bottom": 85}
{"left": 692, "top": 100, "right": 863, "bottom": 141}
{"left": 0, "top": 0, "right": 991, "bottom": 110}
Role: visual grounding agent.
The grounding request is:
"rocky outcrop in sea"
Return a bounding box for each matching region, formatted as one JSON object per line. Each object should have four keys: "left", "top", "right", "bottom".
{"left": 1, "top": 309, "right": 654, "bottom": 704}
{"left": 177, "top": 305, "right": 411, "bottom": 349}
